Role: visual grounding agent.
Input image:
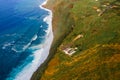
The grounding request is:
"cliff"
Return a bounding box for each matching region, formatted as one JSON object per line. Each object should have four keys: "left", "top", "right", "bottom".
{"left": 32, "top": 0, "right": 120, "bottom": 80}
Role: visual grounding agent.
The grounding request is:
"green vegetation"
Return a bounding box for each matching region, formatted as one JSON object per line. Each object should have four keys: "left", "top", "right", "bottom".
{"left": 35, "top": 0, "right": 120, "bottom": 80}
{"left": 41, "top": 44, "right": 120, "bottom": 80}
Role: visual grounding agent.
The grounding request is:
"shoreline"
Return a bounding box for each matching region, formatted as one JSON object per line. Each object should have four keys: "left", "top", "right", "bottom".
{"left": 31, "top": 0, "right": 74, "bottom": 79}
{"left": 27, "top": 0, "right": 54, "bottom": 80}
{"left": 30, "top": 0, "right": 55, "bottom": 80}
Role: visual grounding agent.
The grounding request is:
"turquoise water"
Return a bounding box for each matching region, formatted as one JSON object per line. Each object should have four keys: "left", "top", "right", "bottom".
{"left": 0, "top": 0, "right": 51, "bottom": 79}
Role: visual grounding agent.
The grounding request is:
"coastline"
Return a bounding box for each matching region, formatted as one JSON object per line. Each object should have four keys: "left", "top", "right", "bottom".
{"left": 28, "top": 0, "right": 54, "bottom": 80}
{"left": 30, "top": 0, "right": 55, "bottom": 80}
{"left": 31, "top": 0, "right": 74, "bottom": 80}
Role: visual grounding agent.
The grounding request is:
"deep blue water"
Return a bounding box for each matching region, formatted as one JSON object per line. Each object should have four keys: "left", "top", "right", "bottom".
{"left": 0, "top": 0, "right": 49, "bottom": 80}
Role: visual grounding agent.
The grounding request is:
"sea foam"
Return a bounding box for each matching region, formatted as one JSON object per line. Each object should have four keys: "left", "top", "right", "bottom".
{"left": 11, "top": 35, "right": 38, "bottom": 53}
{"left": 6, "top": 0, "right": 53, "bottom": 80}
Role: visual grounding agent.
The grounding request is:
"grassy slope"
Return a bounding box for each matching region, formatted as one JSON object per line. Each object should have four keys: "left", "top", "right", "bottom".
{"left": 41, "top": 0, "right": 120, "bottom": 80}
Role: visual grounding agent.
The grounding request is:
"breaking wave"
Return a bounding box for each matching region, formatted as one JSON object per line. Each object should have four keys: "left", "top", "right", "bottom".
{"left": 6, "top": 0, "right": 53, "bottom": 80}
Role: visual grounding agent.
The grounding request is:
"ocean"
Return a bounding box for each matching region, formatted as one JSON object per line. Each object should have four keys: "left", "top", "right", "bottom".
{"left": 0, "top": 0, "right": 53, "bottom": 80}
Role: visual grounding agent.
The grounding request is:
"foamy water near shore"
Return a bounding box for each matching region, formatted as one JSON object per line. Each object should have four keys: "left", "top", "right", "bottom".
{"left": 6, "top": 0, "right": 53, "bottom": 80}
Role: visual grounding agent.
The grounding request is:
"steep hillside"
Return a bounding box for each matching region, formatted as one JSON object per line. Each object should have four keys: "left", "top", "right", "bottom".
{"left": 41, "top": 0, "right": 120, "bottom": 80}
